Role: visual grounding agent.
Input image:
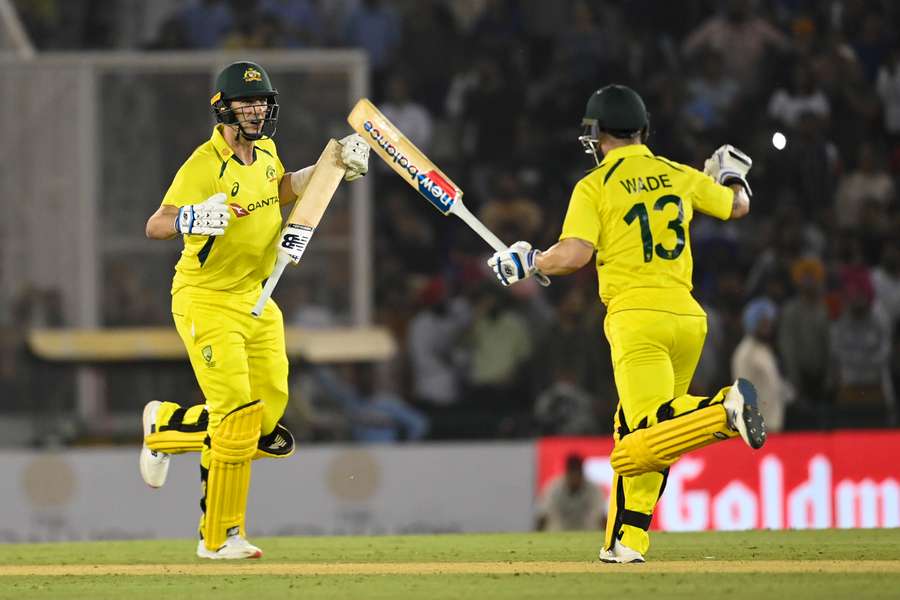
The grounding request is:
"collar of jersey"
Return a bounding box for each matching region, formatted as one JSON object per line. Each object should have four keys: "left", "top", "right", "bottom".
{"left": 599, "top": 144, "right": 653, "bottom": 168}
{"left": 210, "top": 125, "right": 236, "bottom": 162}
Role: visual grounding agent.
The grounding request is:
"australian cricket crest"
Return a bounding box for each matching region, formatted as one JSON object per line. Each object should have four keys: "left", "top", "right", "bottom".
{"left": 243, "top": 67, "right": 262, "bottom": 83}
{"left": 201, "top": 344, "right": 216, "bottom": 367}
{"left": 266, "top": 164, "right": 276, "bottom": 182}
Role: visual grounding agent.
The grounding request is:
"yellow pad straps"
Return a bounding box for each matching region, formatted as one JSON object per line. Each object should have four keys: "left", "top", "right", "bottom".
{"left": 145, "top": 429, "right": 205, "bottom": 454}
{"left": 610, "top": 404, "right": 736, "bottom": 477}
{"left": 203, "top": 400, "right": 263, "bottom": 551}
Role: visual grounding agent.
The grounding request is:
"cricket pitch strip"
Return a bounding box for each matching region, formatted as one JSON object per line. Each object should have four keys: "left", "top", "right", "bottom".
{"left": 2, "top": 560, "right": 899, "bottom": 576}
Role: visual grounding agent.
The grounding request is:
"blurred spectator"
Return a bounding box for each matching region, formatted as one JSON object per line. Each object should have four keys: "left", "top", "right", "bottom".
{"left": 378, "top": 188, "right": 439, "bottom": 276}
{"left": 342, "top": 0, "right": 401, "bottom": 96}
{"left": 682, "top": 0, "right": 789, "bottom": 89}
{"left": 876, "top": 48, "right": 900, "bottom": 142}
{"left": 777, "top": 258, "right": 831, "bottom": 425}
{"left": 732, "top": 298, "right": 791, "bottom": 433}
{"left": 478, "top": 171, "right": 542, "bottom": 242}
{"left": 458, "top": 56, "right": 525, "bottom": 164}
{"left": 849, "top": 11, "right": 890, "bottom": 83}
{"left": 398, "top": 2, "right": 460, "bottom": 115}
{"left": 835, "top": 143, "right": 895, "bottom": 229}
{"left": 779, "top": 111, "right": 840, "bottom": 214}
{"left": 873, "top": 241, "right": 900, "bottom": 331}
{"left": 312, "top": 364, "right": 428, "bottom": 442}
{"left": 380, "top": 74, "right": 434, "bottom": 153}
{"left": 174, "top": 0, "right": 233, "bottom": 49}
{"left": 534, "top": 367, "right": 596, "bottom": 435}
{"left": 222, "top": 6, "right": 285, "bottom": 49}
{"left": 683, "top": 50, "right": 740, "bottom": 132}
{"left": 535, "top": 453, "right": 606, "bottom": 532}
{"left": 540, "top": 284, "right": 608, "bottom": 395}
{"left": 767, "top": 62, "right": 830, "bottom": 130}
{"left": 260, "top": 0, "right": 322, "bottom": 47}
{"left": 465, "top": 284, "right": 534, "bottom": 435}
{"left": 469, "top": 0, "right": 524, "bottom": 50}
{"left": 830, "top": 268, "right": 895, "bottom": 419}
{"left": 406, "top": 277, "right": 471, "bottom": 436}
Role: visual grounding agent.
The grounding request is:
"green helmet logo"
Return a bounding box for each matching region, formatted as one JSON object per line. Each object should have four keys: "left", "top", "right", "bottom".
{"left": 242, "top": 66, "right": 263, "bottom": 83}
{"left": 211, "top": 61, "right": 279, "bottom": 140}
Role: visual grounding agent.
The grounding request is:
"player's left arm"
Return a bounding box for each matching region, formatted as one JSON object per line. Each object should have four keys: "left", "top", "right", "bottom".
{"left": 697, "top": 144, "right": 753, "bottom": 220}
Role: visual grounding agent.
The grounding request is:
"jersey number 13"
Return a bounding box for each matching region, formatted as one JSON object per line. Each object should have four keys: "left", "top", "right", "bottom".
{"left": 623, "top": 194, "right": 685, "bottom": 262}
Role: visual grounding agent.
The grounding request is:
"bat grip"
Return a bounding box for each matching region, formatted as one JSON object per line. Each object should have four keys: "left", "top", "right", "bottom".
{"left": 535, "top": 272, "right": 551, "bottom": 287}
{"left": 251, "top": 253, "right": 291, "bottom": 317}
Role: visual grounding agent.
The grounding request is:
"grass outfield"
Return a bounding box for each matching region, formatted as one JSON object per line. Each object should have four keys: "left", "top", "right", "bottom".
{"left": 0, "top": 529, "right": 898, "bottom": 599}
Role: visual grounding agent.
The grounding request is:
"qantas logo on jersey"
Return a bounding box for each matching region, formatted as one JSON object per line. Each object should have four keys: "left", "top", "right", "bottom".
{"left": 229, "top": 196, "right": 279, "bottom": 217}
{"left": 362, "top": 120, "right": 458, "bottom": 214}
{"left": 229, "top": 203, "right": 249, "bottom": 217}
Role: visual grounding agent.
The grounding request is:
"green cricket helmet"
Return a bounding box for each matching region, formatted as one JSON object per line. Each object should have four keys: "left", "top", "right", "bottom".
{"left": 579, "top": 84, "right": 649, "bottom": 163}
{"left": 210, "top": 61, "right": 279, "bottom": 140}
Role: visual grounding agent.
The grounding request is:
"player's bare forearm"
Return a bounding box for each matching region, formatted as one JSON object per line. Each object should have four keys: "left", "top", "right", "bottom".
{"left": 280, "top": 165, "right": 316, "bottom": 207}
{"left": 279, "top": 173, "right": 297, "bottom": 206}
{"left": 730, "top": 184, "right": 750, "bottom": 219}
{"left": 146, "top": 205, "right": 180, "bottom": 240}
{"left": 534, "top": 237, "right": 594, "bottom": 275}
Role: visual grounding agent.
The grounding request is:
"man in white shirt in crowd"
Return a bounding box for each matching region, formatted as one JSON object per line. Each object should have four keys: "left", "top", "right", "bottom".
{"left": 732, "top": 298, "right": 792, "bottom": 432}
{"left": 536, "top": 454, "right": 607, "bottom": 531}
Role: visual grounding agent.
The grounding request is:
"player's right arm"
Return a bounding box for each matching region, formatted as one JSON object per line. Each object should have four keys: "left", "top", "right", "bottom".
{"left": 145, "top": 192, "right": 230, "bottom": 239}
{"left": 538, "top": 176, "right": 600, "bottom": 274}
{"left": 146, "top": 160, "right": 230, "bottom": 240}
{"left": 146, "top": 205, "right": 180, "bottom": 240}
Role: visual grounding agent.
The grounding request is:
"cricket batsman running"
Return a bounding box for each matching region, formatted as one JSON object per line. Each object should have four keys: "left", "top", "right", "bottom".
{"left": 141, "top": 61, "right": 369, "bottom": 559}
{"left": 488, "top": 85, "right": 766, "bottom": 563}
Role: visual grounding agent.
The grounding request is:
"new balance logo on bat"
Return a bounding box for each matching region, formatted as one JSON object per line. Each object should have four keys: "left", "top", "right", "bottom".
{"left": 362, "top": 119, "right": 458, "bottom": 213}
{"left": 416, "top": 170, "right": 457, "bottom": 213}
{"left": 282, "top": 225, "right": 313, "bottom": 252}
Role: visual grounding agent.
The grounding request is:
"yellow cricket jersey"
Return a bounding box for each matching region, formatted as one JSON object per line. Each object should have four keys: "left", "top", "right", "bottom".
{"left": 559, "top": 144, "right": 733, "bottom": 315}
{"left": 162, "top": 125, "right": 285, "bottom": 295}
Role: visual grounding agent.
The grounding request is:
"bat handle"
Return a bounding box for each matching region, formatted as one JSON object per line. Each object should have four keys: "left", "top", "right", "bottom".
{"left": 453, "top": 202, "right": 552, "bottom": 287}
{"left": 251, "top": 253, "right": 291, "bottom": 317}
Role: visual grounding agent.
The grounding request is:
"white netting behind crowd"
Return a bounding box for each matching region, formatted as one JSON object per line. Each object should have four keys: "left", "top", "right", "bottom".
{"left": 0, "top": 51, "right": 370, "bottom": 439}
{"left": 1, "top": 51, "right": 370, "bottom": 328}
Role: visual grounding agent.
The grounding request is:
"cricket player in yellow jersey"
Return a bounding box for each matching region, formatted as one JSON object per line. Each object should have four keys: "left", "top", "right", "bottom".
{"left": 489, "top": 85, "right": 766, "bottom": 563}
{"left": 140, "top": 61, "right": 370, "bottom": 559}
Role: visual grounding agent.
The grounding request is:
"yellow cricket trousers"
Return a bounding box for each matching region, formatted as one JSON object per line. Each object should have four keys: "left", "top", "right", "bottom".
{"left": 603, "top": 307, "right": 727, "bottom": 555}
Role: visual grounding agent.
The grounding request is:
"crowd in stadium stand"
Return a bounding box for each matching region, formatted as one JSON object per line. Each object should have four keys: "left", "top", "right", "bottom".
{"left": 11, "top": 0, "right": 900, "bottom": 441}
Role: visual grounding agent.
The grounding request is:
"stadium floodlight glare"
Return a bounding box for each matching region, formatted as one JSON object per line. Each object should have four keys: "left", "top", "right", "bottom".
{"left": 772, "top": 131, "right": 787, "bottom": 150}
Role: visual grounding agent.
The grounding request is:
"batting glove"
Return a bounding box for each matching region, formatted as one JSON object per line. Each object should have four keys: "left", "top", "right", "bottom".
{"left": 488, "top": 241, "right": 542, "bottom": 287}
{"left": 338, "top": 133, "right": 369, "bottom": 182}
{"left": 704, "top": 144, "right": 753, "bottom": 196}
{"left": 175, "top": 192, "right": 231, "bottom": 236}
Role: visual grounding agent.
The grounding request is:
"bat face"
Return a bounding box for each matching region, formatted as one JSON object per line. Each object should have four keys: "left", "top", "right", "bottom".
{"left": 350, "top": 99, "right": 462, "bottom": 216}
{"left": 360, "top": 119, "right": 459, "bottom": 214}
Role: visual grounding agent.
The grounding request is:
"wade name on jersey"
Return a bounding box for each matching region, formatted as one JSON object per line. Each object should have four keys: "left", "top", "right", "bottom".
{"left": 620, "top": 173, "right": 674, "bottom": 195}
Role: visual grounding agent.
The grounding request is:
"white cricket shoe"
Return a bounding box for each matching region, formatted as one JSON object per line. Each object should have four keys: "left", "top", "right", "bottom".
{"left": 197, "top": 536, "right": 263, "bottom": 560}
{"left": 598, "top": 540, "right": 645, "bottom": 564}
{"left": 139, "top": 401, "right": 170, "bottom": 488}
{"left": 724, "top": 378, "right": 767, "bottom": 450}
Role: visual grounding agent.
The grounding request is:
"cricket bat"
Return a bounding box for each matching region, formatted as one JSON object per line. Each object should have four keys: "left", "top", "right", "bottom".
{"left": 251, "top": 138, "right": 346, "bottom": 317}
{"left": 347, "top": 98, "right": 550, "bottom": 287}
